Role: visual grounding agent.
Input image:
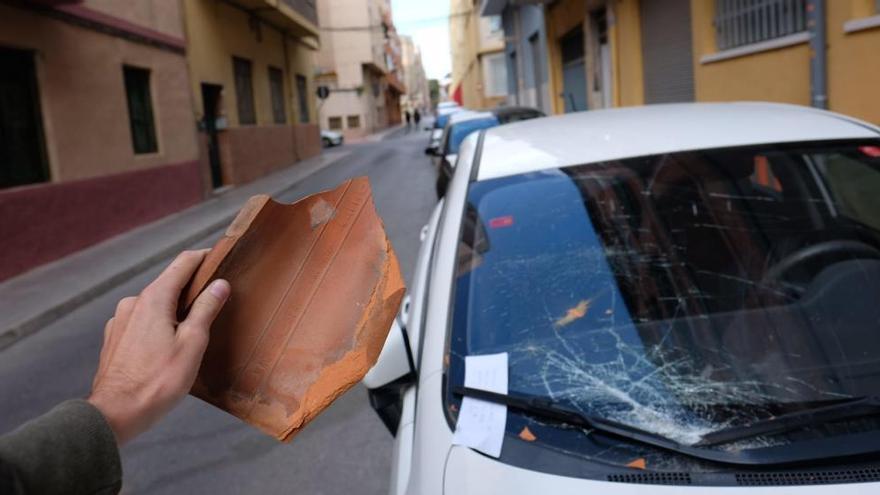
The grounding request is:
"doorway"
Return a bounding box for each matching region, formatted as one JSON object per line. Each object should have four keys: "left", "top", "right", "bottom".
{"left": 200, "top": 83, "right": 224, "bottom": 189}
{"left": 590, "top": 9, "right": 613, "bottom": 109}
{"left": 640, "top": 0, "right": 695, "bottom": 103}
{"left": 559, "top": 25, "right": 587, "bottom": 113}
{"left": 0, "top": 47, "right": 48, "bottom": 189}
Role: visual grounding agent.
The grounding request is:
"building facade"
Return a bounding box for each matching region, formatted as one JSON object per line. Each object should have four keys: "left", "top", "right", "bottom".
{"left": 449, "top": 0, "right": 508, "bottom": 109}
{"left": 0, "top": 0, "right": 322, "bottom": 282}
{"left": 184, "top": 0, "right": 322, "bottom": 188}
{"left": 0, "top": 0, "right": 202, "bottom": 281}
{"left": 481, "top": 0, "right": 880, "bottom": 127}
{"left": 399, "top": 35, "right": 431, "bottom": 115}
{"left": 316, "top": 0, "right": 405, "bottom": 140}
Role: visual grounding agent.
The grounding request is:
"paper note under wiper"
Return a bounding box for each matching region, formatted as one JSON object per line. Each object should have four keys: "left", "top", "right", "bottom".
{"left": 452, "top": 353, "right": 509, "bottom": 457}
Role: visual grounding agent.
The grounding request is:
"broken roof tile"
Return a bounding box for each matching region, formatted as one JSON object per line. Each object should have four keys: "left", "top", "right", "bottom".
{"left": 183, "top": 177, "right": 405, "bottom": 441}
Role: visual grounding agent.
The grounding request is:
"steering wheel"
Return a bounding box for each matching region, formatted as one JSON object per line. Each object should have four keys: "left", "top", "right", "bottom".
{"left": 762, "top": 240, "right": 880, "bottom": 289}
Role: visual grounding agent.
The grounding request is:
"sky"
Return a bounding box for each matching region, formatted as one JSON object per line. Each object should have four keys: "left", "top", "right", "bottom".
{"left": 391, "top": 0, "right": 451, "bottom": 81}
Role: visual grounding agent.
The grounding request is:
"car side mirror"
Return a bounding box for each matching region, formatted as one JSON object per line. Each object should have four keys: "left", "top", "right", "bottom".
{"left": 363, "top": 296, "right": 417, "bottom": 435}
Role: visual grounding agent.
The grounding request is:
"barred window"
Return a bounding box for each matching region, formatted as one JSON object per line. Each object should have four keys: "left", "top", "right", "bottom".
{"left": 233, "top": 57, "right": 256, "bottom": 125}
{"left": 123, "top": 66, "right": 158, "bottom": 154}
{"left": 714, "top": 0, "right": 807, "bottom": 51}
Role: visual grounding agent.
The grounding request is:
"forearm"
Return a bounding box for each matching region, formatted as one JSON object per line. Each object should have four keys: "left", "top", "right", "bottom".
{"left": 0, "top": 400, "right": 121, "bottom": 495}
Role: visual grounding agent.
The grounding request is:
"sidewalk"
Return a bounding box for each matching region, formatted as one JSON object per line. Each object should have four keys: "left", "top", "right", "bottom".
{"left": 0, "top": 149, "right": 350, "bottom": 350}
{"left": 345, "top": 124, "right": 405, "bottom": 144}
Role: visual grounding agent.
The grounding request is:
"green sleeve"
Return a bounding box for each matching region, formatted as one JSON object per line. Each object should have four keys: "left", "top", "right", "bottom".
{"left": 0, "top": 400, "right": 122, "bottom": 495}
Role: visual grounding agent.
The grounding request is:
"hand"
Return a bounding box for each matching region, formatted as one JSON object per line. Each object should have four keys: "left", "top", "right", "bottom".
{"left": 88, "top": 250, "right": 230, "bottom": 445}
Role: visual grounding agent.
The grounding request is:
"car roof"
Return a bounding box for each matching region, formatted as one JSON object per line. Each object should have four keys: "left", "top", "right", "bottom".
{"left": 476, "top": 102, "right": 880, "bottom": 181}
{"left": 448, "top": 110, "right": 495, "bottom": 126}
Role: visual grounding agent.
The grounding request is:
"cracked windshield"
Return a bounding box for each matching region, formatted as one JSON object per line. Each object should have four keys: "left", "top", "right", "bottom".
{"left": 450, "top": 141, "right": 880, "bottom": 451}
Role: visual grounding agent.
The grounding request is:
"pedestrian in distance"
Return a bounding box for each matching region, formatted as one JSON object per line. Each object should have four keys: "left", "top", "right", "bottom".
{"left": 0, "top": 250, "right": 231, "bottom": 495}
{"left": 413, "top": 109, "right": 421, "bottom": 130}
{"left": 404, "top": 110, "right": 411, "bottom": 131}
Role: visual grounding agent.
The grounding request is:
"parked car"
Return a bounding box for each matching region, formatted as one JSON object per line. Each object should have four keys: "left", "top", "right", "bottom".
{"left": 365, "top": 103, "right": 880, "bottom": 494}
{"left": 431, "top": 107, "right": 545, "bottom": 198}
{"left": 321, "top": 129, "right": 343, "bottom": 147}
{"left": 425, "top": 106, "right": 464, "bottom": 156}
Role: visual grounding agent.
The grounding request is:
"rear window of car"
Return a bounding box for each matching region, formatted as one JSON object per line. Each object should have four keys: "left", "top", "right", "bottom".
{"left": 448, "top": 117, "right": 499, "bottom": 155}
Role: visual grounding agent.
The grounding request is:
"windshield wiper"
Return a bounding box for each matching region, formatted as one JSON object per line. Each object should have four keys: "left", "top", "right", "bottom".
{"left": 453, "top": 386, "right": 688, "bottom": 455}
{"left": 695, "top": 396, "right": 880, "bottom": 447}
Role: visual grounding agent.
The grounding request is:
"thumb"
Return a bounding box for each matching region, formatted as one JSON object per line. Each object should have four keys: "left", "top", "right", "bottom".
{"left": 177, "top": 279, "right": 231, "bottom": 349}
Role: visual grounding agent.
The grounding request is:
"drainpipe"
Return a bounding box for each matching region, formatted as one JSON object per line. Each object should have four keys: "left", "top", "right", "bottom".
{"left": 512, "top": 6, "right": 523, "bottom": 106}
{"left": 807, "top": 0, "right": 827, "bottom": 109}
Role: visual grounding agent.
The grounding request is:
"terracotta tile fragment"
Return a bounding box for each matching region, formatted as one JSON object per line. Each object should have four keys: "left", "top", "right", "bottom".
{"left": 626, "top": 458, "right": 647, "bottom": 470}
{"left": 182, "top": 177, "right": 405, "bottom": 441}
{"left": 518, "top": 426, "right": 537, "bottom": 442}
{"left": 554, "top": 299, "right": 592, "bottom": 328}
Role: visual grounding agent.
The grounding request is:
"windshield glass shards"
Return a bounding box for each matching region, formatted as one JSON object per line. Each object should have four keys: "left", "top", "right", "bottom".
{"left": 446, "top": 140, "right": 880, "bottom": 460}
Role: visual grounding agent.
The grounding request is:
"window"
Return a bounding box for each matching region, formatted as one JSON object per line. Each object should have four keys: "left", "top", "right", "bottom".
{"left": 347, "top": 115, "right": 360, "bottom": 128}
{"left": 328, "top": 116, "right": 342, "bottom": 130}
{"left": 1, "top": 47, "right": 48, "bottom": 188}
{"left": 268, "top": 66, "right": 286, "bottom": 124}
{"left": 233, "top": 57, "right": 256, "bottom": 124}
{"left": 488, "top": 15, "right": 503, "bottom": 34}
{"left": 714, "top": 0, "right": 807, "bottom": 50}
{"left": 296, "top": 74, "right": 310, "bottom": 123}
{"left": 482, "top": 52, "right": 508, "bottom": 98}
{"left": 123, "top": 66, "right": 158, "bottom": 154}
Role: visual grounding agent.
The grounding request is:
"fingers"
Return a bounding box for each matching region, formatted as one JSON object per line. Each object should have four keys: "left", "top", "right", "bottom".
{"left": 176, "top": 279, "right": 230, "bottom": 363}
{"left": 96, "top": 296, "right": 137, "bottom": 384}
{"left": 141, "top": 250, "right": 208, "bottom": 312}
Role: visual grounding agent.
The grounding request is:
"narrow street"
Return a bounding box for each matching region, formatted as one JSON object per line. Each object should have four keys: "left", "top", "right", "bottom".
{"left": 0, "top": 128, "right": 436, "bottom": 495}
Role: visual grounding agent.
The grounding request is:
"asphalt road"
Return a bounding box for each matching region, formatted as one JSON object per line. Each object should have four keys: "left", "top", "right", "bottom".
{"left": 0, "top": 126, "right": 437, "bottom": 494}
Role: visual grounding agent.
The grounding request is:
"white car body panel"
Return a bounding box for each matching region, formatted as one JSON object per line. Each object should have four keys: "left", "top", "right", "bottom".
{"left": 362, "top": 315, "right": 410, "bottom": 389}
{"left": 477, "top": 103, "right": 880, "bottom": 181}
{"left": 388, "top": 386, "right": 416, "bottom": 495}
{"left": 398, "top": 135, "right": 480, "bottom": 495}
{"left": 366, "top": 103, "right": 880, "bottom": 494}
{"left": 444, "top": 446, "right": 879, "bottom": 494}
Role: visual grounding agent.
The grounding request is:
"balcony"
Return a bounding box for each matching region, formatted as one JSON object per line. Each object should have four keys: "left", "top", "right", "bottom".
{"left": 228, "top": 0, "right": 318, "bottom": 38}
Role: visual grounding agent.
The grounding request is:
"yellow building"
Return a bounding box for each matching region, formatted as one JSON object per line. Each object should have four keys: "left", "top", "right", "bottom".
{"left": 536, "top": 0, "right": 880, "bottom": 126}
{"left": 450, "top": 0, "right": 508, "bottom": 109}
{"left": 692, "top": 0, "right": 880, "bottom": 125}
{"left": 544, "top": 0, "right": 644, "bottom": 114}
{"left": 184, "top": 0, "right": 322, "bottom": 187}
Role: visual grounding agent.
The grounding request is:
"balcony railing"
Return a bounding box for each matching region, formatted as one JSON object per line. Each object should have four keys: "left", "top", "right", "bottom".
{"left": 227, "top": 0, "right": 318, "bottom": 37}
{"left": 280, "top": 0, "right": 317, "bottom": 27}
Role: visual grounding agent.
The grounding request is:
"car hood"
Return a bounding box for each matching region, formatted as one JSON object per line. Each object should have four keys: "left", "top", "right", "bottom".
{"left": 321, "top": 130, "right": 342, "bottom": 139}
{"left": 443, "top": 446, "right": 880, "bottom": 494}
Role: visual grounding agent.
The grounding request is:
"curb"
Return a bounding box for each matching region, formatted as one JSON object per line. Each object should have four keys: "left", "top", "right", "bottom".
{"left": 0, "top": 152, "right": 348, "bottom": 351}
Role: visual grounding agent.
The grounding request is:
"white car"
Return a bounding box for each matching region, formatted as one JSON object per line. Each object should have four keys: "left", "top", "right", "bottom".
{"left": 321, "top": 129, "right": 344, "bottom": 147}
{"left": 365, "top": 102, "right": 880, "bottom": 494}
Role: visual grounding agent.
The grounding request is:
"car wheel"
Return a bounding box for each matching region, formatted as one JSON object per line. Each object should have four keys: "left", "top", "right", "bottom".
{"left": 322, "top": 137, "right": 332, "bottom": 147}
